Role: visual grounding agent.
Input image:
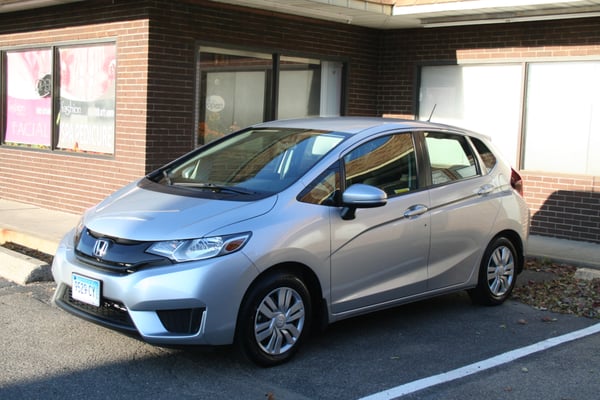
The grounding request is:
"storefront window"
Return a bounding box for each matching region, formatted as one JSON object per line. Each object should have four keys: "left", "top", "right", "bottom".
{"left": 419, "top": 64, "right": 523, "bottom": 167}
{"left": 4, "top": 49, "right": 53, "bottom": 148}
{"left": 278, "top": 56, "right": 321, "bottom": 119}
{"left": 419, "top": 62, "right": 600, "bottom": 176}
{"left": 56, "top": 43, "right": 116, "bottom": 154}
{"left": 197, "top": 46, "right": 344, "bottom": 145}
{"left": 198, "top": 48, "right": 271, "bottom": 144}
{"left": 2, "top": 42, "right": 116, "bottom": 155}
{"left": 523, "top": 62, "right": 600, "bottom": 175}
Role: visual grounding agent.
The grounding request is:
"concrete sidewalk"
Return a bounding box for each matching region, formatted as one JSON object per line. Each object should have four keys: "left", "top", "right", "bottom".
{"left": 0, "top": 199, "right": 79, "bottom": 255}
{"left": 1, "top": 198, "right": 599, "bottom": 284}
{"left": 0, "top": 199, "right": 80, "bottom": 284}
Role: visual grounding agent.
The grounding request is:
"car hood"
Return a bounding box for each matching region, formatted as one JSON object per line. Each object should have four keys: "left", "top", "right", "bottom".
{"left": 84, "top": 180, "right": 277, "bottom": 241}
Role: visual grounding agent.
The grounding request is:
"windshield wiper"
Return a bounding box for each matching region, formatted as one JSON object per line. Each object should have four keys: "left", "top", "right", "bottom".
{"left": 173, "top": 182, "right": 255, "bottom": 195}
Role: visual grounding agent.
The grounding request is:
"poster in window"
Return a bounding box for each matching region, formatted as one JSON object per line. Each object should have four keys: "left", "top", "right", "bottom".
{"left": 4, "top": 49, "right": 52, "bottom": 147}
{"left": 57, "top": 44, "right": 116, "bottom": 154}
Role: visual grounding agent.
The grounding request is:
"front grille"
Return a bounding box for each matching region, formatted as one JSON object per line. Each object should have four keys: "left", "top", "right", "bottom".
{"left": 75, "top": 227, "right": 170, "bottom": 274}
{"left": 59, "top": 286, "right": 136, "bottom": 331}
{"left": 157, "top": 308, "right": 205, "bottom": 334}
{"left": 74, "top": 252, "right": 166, "bottom": 274}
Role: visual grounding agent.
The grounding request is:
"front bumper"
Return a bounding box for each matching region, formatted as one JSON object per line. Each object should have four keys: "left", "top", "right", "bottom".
{"left": 51, "top": 230, "right": 259, "bottom": 346}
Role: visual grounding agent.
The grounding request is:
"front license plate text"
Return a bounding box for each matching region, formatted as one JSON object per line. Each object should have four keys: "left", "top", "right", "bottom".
{"left": 72, "top": 274, "right": 101, "bottom": 307}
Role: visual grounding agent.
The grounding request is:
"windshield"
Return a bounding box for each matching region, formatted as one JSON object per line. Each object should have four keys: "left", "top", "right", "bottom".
{"left": 153, "top": 127, "right": 348, "bottom": 196}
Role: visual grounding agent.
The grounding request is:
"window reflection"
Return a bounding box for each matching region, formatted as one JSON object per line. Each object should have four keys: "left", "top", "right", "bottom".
{"left": 197, "top": 47, "right": 344, "bottom": 146}
{"left": 344, "top": 133, "right": 418, "bottom": 196}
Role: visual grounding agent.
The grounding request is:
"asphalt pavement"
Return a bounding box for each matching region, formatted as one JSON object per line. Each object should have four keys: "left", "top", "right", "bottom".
{"left": 1, "top": 198, "right": 599, "bottom": 400}
{"left": 1, "top": 276, "right": 599, "bottom": 400}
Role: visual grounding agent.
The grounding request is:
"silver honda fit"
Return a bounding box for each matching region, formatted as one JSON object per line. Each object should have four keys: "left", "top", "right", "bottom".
{"left": 52, "top": 117, "right": 529, "bottom": 366}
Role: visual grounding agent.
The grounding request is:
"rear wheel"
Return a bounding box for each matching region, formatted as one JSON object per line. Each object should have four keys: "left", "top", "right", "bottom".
{"left": 470, "top": 237, "right": 518, "bottom": 306}
{"left": 236, "top": 273, "right": 312, "bottom": 367}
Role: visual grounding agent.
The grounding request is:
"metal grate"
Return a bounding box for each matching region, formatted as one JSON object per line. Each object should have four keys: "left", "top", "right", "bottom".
{"left": 157, "top": 308, "right": 205, "bottom": 334}
{"left": 61, "top": 286, "right": 136, "bottom": 330}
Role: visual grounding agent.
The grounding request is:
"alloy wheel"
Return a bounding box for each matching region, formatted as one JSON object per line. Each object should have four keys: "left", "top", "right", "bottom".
{"left": 486, "top": 245, "right": 515, "bottom": 297}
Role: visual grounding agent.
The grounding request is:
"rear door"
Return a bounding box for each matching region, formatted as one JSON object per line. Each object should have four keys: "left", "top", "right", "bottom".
{"left": 423, "top": 131, "right": 502, "bottom": 290}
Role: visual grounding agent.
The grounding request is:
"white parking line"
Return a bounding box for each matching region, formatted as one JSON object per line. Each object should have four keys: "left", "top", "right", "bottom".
{"left": 359, "top": 322, "right": 600, "bottom": 400}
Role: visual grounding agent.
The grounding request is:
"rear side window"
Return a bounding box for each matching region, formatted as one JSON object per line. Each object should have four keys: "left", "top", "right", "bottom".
{"left": 470, "top": 137, "right": 497, "bottom": 174}
{"left": 425, "top": 132, "right": 478, "bottom": 185}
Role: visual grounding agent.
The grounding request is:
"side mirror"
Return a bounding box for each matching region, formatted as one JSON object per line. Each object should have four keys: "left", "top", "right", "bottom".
{"left": 340, "top": 184, "right": 387, "bottom": 220}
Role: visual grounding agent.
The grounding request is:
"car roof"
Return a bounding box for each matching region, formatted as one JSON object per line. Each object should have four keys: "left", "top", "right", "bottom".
{"left": 253, "top": 116, "right": 477, "bottom": 137}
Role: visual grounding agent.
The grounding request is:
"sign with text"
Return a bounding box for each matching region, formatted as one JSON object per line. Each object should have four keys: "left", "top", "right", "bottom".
{"left": 57, "top": 44, "right": 116, "bottom": 154}
{"left": 5, "top": 49, "right": 52, "bottom": 147}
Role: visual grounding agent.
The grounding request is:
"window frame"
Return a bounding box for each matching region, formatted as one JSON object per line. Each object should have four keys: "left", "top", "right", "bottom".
{"left": 417, "top": 59, "right": 600, "bottom": 177}
{"left": 3, "top": 47, "right": 53, "bottom": 149}
{"left": 195, "top": 44, "right": 348, "bottom": 146}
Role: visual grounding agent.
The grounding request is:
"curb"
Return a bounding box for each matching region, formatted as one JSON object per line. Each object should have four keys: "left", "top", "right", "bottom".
{"left": 574, "top": 268, "right": 600, "bottom": 281}
{"left": 527, "top": 235, "right": 600, "bottom": 270}
{"left": 0, "top": 246, "right": 52, "bottom": 285}
{"left": 0, "top": 228, "right": 59, "bottom": 257}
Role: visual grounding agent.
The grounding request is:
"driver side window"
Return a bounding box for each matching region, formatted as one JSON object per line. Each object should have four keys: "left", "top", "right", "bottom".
{"left": 344, "top": 133, "right": 418, "bottom": 197}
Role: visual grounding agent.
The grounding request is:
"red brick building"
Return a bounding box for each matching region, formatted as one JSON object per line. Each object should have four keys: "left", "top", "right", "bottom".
{"left": 0, "top": 0, "right": 599, "bottom": 243}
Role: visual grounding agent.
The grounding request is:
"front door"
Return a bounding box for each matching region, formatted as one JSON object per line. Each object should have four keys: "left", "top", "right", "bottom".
{"left": 329, "top": 133, "right": 431, "bottom": 315}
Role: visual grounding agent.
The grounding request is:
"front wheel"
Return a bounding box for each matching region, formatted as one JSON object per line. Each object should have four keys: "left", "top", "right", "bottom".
{"left": 469, "top": 237, "right": 518, "bottom": 306}
{"left": 236, "top": 273, "right": 312, "bottom": 367}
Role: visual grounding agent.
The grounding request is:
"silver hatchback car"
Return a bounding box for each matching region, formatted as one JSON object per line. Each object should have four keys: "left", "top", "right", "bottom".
{"left": 52, "top": 117, "right": 529, "bottom": 366}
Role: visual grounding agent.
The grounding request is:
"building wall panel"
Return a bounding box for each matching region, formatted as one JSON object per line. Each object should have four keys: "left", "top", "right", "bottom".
{"left": 379, "top": 20, "right": 600, "bottom": 242}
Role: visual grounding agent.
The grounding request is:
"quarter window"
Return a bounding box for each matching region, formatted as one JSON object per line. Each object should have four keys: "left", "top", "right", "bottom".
{"left": 299, "top": 166, "right": 340, "bottom": 206}
{"left": 470, "top": 137, "right": 497, "bottom": 174}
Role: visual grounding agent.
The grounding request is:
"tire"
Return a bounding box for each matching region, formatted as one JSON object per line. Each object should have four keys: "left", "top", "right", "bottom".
{"left": 469, "top": 237, "right": 518, "bottom": 306}
{"left": 236, "top": 272, "right": 312, "bottom": 367}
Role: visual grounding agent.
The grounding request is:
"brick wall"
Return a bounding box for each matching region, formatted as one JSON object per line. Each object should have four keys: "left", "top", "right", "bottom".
{"left": 523, "top": 173, "right": 600, "bottom": 243}
{"left": 378, "top": 18, "right": 600, "bottom": 117}
{"left": 143, "top": 0, "right": 380, "bottom": 171}
{"left": 0, "top": 1, "right": 150, "bottom": 213}
{"left": 1, "top": 1, "right": 599, "bottom": 243}
{"left": 379, "top": 19, "right": 600, "bottom": 243}
{"left": 0, "top": 0, "right": 379, "bottom": 214}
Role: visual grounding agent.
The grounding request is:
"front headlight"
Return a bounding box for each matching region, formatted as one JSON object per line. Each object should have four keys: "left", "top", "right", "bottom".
{"left": 146, "top": 232, "right": 251, "bottom": 262}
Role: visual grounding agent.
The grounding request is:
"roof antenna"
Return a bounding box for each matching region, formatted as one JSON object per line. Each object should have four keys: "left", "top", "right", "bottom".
{"left": 427, "top": 104, "right": 437, "bottom": 122}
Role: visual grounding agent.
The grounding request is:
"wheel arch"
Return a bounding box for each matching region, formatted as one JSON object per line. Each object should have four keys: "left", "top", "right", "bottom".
{"left": 491, "top": 229, "right": 525, "bottom": 274}
{"left": 238, "top": 262, "right": 328, "bottom": 332}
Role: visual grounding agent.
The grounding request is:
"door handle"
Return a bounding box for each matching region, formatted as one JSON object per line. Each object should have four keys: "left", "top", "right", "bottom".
{"left": 477, "top": 184, "right": 495, "bottom": 196}
{"left": 404, "top": 204, "right": 428, "bottom": 218}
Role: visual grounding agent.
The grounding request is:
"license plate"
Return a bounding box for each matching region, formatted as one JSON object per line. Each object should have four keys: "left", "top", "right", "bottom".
{"left": 72, "top": 274, "right": 101, "bottom": 307}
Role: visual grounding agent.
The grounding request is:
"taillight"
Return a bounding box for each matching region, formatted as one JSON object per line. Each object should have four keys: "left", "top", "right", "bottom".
{"left": 511, "top": 168, "right": 524, "bottom": 196}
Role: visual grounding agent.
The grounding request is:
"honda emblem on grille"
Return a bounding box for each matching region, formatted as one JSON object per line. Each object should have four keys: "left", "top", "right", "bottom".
{"left": 93, "top": 239, "right": 110, "bottom": 259}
